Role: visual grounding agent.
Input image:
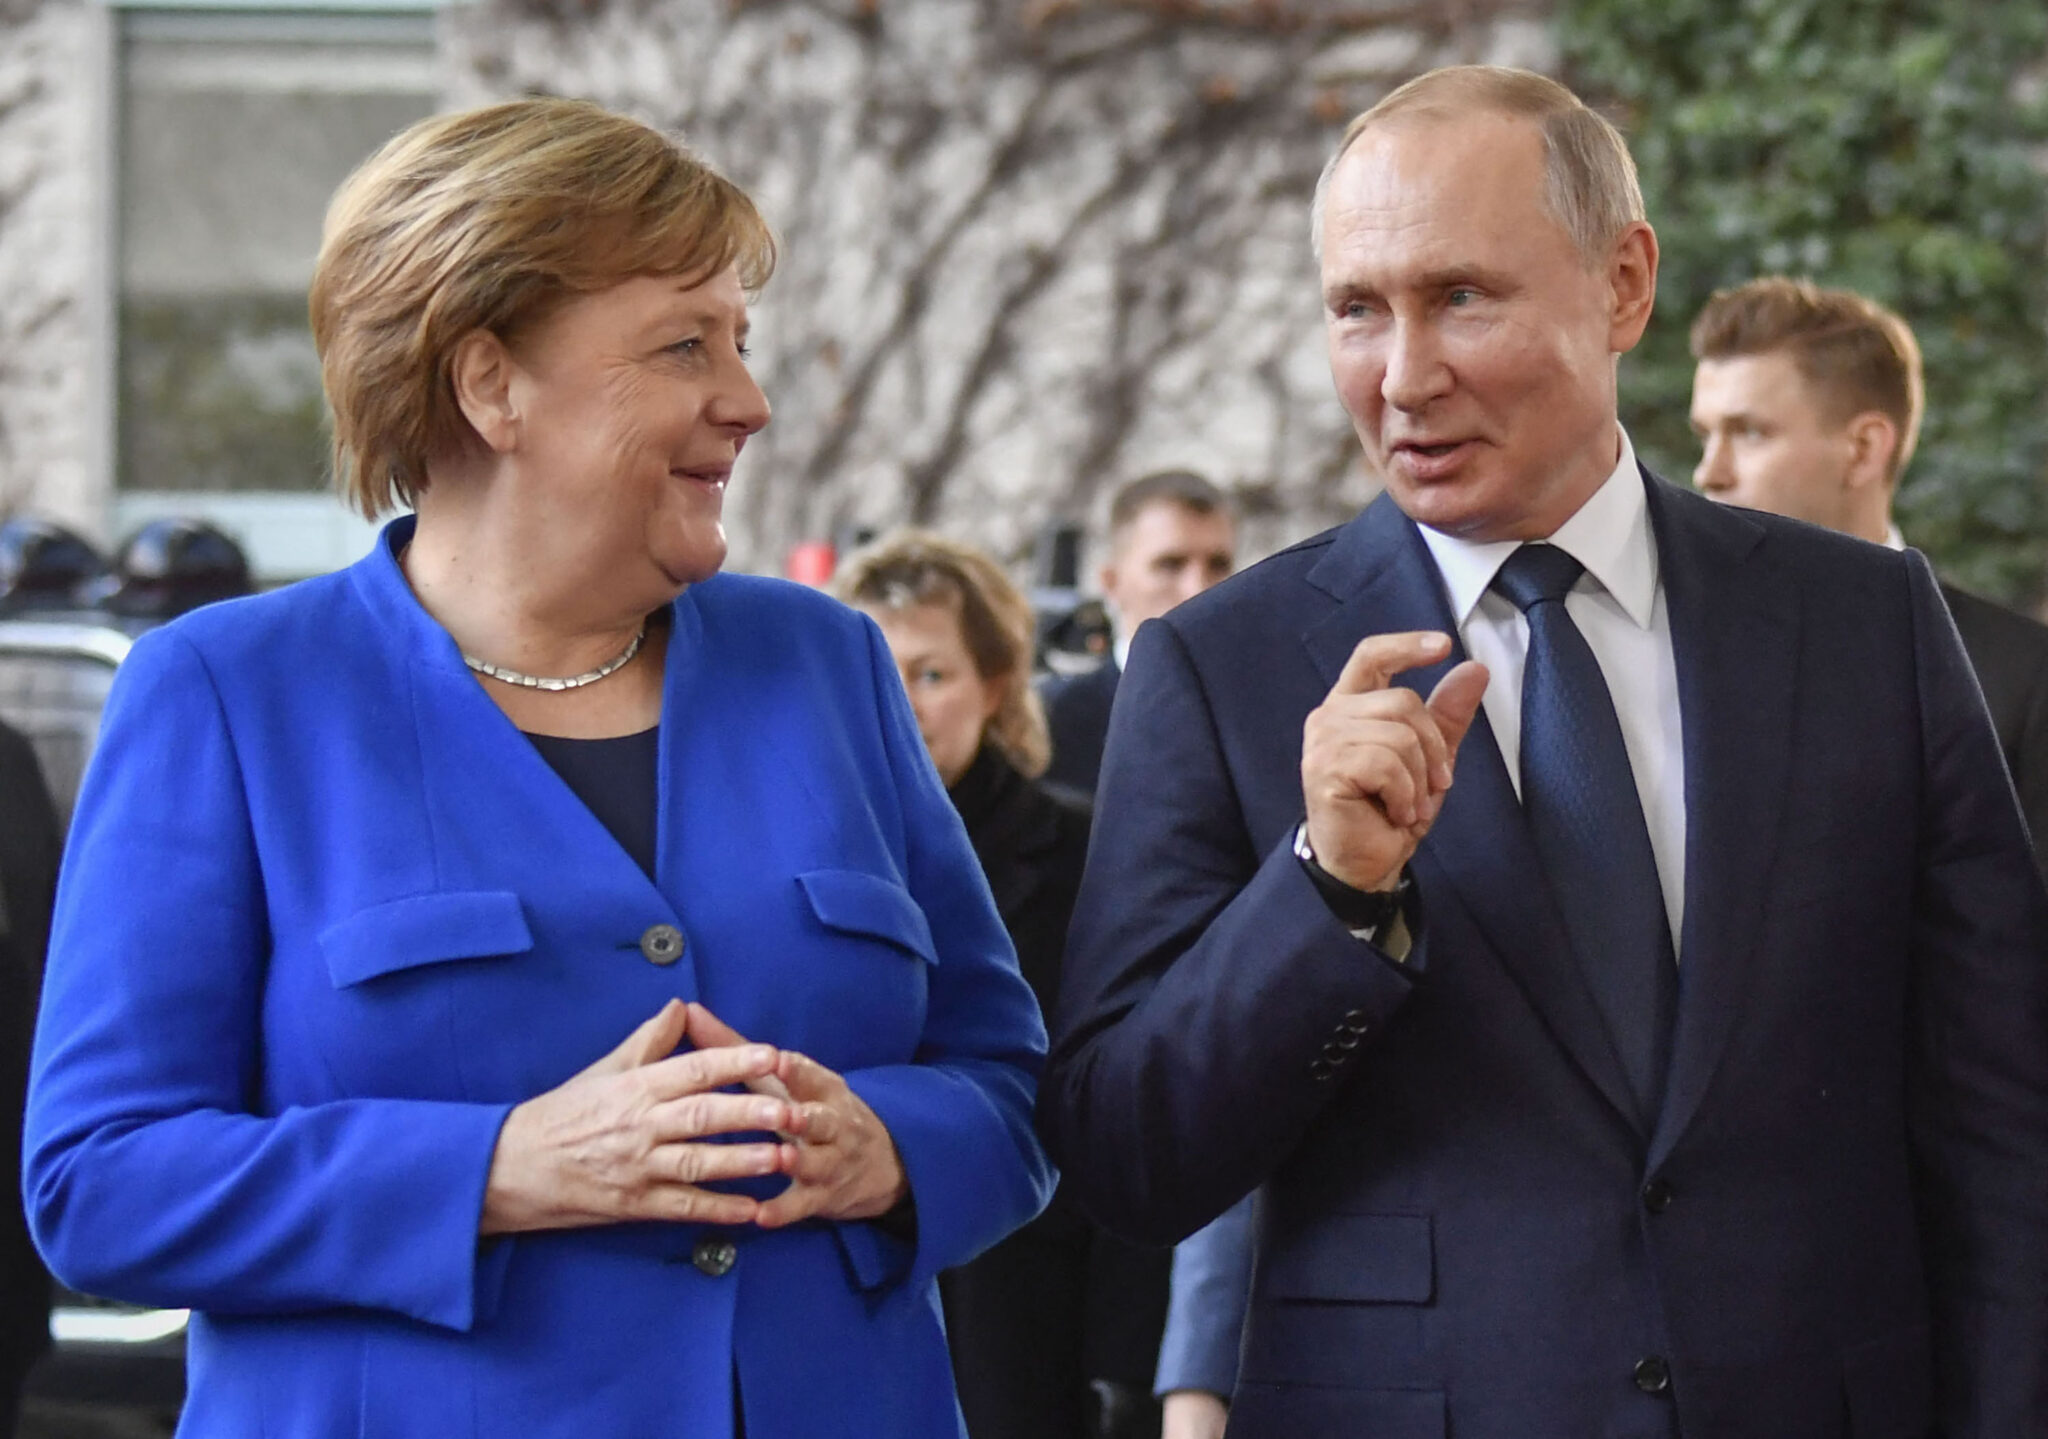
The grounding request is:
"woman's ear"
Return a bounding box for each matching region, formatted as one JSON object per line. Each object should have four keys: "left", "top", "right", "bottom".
{"left": 982, "top": 671, "right": 1010, "bottom": 724}
{"left": 449, "top": 330, "right": 521, "bottom": 455}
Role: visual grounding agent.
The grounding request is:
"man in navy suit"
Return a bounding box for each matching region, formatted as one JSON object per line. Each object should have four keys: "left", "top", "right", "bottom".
{"left": 1041, "top": 471, "right": 1236, "bottom": 795}
{"left": 1039, "top": 63, "right": 2048, "bottom": 1439}
{"left": 1689, "top": 276, "right": 2048, "bottom": 876}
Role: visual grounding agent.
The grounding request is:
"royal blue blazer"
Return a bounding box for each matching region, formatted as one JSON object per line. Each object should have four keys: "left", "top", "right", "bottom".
{"left": 24, "top": 519, "right": 1054, "bottom": 1439}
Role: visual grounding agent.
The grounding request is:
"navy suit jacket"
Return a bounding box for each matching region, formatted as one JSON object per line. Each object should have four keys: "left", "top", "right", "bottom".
{"left": 1040, "top": 473, "right": 2048, "bottom": 1438}
{"left": 25, "top": 520, "right": 1052, "bottom": 1439}
{"left": 1039, "top": 659, "right": 1120, "bottom": 795}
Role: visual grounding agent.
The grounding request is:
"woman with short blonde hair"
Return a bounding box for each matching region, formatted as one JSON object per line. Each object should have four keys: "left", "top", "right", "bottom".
{"left": 26, "top": 99, "right": 1050, "bottom": 1439}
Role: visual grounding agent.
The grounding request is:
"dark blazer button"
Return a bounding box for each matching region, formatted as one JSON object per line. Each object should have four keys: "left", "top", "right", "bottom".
{"left": 1341, "top": 1008, "right": 1370, "bottom": 1027}
{"left": 1642, "top": 1178, "right": 1675, "bottom": 1213}
{"left": 1321, "top": 1040, "right": 1349, "bottom": 1062}
{"left": 1309, "top": 1057, "right": 1336, "bottom": 1081}
{"left": 1333, "top": 1032, "right": 1361, "bottom": 1051}
{"left": 640, "top": 924, "right": 685, "bottom": 965}
{"left": 1633, "top": 1356, "right": 1671, "bottom": 1394}
{"left": 691, "top": 1238, "right": 738, "bottom": 1277}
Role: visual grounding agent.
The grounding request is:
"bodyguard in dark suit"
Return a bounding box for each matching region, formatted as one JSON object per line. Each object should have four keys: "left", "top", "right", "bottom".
{"left": 1, "top": 720, "right": 59, "bottom": 1437}
{"left": 1040, "top": 65, "right": 2048, "bottom": 1439}
{"left": 1691, "top": 274, "right": 2048, "bottom": 872}
{"left": 1941, "top": 587, "right": 2048, "bottom": 863}
{"left": 1041, "top": 472, "right": 1236, "bottom": 796}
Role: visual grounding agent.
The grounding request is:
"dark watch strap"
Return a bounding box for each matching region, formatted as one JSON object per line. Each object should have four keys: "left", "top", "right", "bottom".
{"left": 1293, "top": 822, "right": 1408, "bottom": 933}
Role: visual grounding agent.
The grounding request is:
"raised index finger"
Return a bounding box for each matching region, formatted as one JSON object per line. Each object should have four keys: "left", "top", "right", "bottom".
{"left": 1330, "top": 631, "right": 1454, "bottom": 699}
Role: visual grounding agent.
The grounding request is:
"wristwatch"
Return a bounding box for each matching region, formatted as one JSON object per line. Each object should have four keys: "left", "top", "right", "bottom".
{"left": 1293, "top": 822, "right": 1409, "bottom": 934}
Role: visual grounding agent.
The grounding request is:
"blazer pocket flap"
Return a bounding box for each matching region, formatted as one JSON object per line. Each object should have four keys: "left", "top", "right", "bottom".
{"left": 1260, "top": 1212, "right": 1433, "bottom": 1303}
{"left": 797, "top": 870, "right": 937, "bottom": 963}
{"left": 321, "top": 890, "right": 534, "bottom": 988}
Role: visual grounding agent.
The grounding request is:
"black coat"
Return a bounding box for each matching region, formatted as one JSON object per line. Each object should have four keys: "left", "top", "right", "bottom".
{"left": 939, "top": 746, "right": 1168, "bottom": 1439}
{"left": 1943, "top": 582, "right": 2048, "bottom": 875}
{"left": 0, "top": 720, "right": 58, "bottom": 1413}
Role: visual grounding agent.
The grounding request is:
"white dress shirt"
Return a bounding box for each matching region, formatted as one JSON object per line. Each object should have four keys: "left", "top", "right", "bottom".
{"left": 1415, "top": 431, "right": 1688, "bottom": 948}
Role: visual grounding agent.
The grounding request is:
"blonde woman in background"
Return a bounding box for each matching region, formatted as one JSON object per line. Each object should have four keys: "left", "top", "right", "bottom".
{"left": 841, "top": 532, "right": 1164, "bottom": 1439}
{"left": 24, "top": 100, "right": 1050, "bottom": 1439}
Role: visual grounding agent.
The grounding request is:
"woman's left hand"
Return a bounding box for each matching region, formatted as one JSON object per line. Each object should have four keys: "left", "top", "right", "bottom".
{"left": 684, "top": 1003, "right": 910, "bottom": 1228}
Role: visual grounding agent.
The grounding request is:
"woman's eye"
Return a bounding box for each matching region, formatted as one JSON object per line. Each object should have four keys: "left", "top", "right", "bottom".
{"left": 919, "top": 668, "right": 948, "bottom": 686}
{"left": 667, "top": 337, "right": 702, "bottom": 357}
{"left": 737, "top": 344, "right": 753, "bottom": 361}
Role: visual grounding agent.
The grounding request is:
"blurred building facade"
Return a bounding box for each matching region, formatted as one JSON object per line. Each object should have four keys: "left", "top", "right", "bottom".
{"left": 0, "top": 0, "right": 1548, "bottom": 581}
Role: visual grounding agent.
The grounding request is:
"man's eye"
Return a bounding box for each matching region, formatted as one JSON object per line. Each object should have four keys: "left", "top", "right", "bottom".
{"left": 667, "top": 337, "right": 702, "bottom": 356}
{"left": 1448, "top": 288, "right": 1478, "bottom": 306}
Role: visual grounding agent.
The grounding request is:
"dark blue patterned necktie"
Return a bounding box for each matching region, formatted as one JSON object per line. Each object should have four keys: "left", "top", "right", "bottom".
{"left": 1491, "top": 543, "right": 1678, "bottom": 1123}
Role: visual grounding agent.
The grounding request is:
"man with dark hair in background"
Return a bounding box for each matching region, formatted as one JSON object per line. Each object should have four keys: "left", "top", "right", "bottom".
{"left": 1, "top": 719, "right": 59, "bottom": 1437}
{"left": 1690, "top": 276, "right": 2048, "bottom": 871}
{"left": 1035, "top": 471, "right": 1234, "bottom": 1437}
{"left": 1040, "top": 472, "right": 1236, "bottom": 795}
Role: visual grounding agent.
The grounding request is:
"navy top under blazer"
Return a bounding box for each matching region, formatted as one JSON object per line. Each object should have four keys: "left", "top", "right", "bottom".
{"left": 23, "top": 518, "right": 1053, "bottom": 1439}
{"left": 1041, "top": 472, "right": 2048, "bottom": 1438}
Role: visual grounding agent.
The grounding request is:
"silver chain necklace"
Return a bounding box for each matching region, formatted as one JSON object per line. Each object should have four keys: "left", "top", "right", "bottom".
{"left": 462, "top": 620, "right": 647, "bottom": 691}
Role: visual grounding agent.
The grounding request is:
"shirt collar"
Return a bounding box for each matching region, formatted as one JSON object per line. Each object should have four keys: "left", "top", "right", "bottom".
{"left": 1883, "top": 523, "right": 1906, "bottom": 552}
{"left": 1415, "top": 428, "right": 1658, "bottom": 629}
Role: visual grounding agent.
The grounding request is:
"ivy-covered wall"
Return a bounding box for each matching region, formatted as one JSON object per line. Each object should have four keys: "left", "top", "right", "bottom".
{"left": 1562, "top": 0, "right": 2048, "bottom": 605}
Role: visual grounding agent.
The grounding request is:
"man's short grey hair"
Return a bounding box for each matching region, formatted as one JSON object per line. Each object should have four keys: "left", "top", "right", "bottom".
{"left": 1310, "top": 66, "right": 1646, "bottom": 268}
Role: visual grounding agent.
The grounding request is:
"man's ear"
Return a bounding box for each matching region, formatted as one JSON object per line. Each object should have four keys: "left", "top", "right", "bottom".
{"left": 1096, "top": 560, "right": 1121, "bottom": 608}
{"left": 449, "top": 330, "right": 521, "bottom": 455}
{"left": 1607, "top": 221, "right": 1660, "bottom": 355}
{"left": 1843, "top": 411, "right": 1900, "bottom": 493}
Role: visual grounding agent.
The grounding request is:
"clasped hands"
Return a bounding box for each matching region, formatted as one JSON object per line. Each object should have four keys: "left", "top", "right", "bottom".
{"left": 481, "top": 999, "right": 907, "bottom": 1236}
{"left": 1301, "top": 630, "right": 1490, "bottom": 892}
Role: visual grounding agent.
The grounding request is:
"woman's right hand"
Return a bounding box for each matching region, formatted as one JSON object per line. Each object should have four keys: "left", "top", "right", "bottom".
{"left": 480, "top": 1000, "right": 797, "bottom": 1235}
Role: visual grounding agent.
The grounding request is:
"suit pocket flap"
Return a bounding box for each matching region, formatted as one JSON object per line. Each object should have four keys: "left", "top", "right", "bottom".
{"left": 797, "top": 870, "right": 937, "bottom": 963}
{"left": 1260, "top": 1212, "right": 1433, "bottom": 1303}
{"left": 320, "top": 890, "right": 534, "bottom": 988}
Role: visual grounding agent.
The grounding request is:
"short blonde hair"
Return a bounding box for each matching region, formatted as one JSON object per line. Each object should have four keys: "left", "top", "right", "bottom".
{"left": 835, "top": 531, "right": 1051, "bottom": 780}
{"left": 1691, "top": 276, "right": 1925, "bottom": 482}
{"left": 1311, "top": 66, "right": 1645, "bottom": 268}
{"left": 310, "top": 98, "right": 776, "bottom": 519}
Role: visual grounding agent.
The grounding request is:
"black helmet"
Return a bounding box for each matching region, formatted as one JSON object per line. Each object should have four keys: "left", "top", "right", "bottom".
{"left": 98, "top": 518, "right": 253, "bottom": 619}
{"left": 0, "top": 516, "right": 108, "bottom": 613}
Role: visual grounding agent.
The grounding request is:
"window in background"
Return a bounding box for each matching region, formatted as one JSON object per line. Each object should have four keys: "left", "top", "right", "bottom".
{"left": 112, "top": 4, "right": 435, "bottom": 573}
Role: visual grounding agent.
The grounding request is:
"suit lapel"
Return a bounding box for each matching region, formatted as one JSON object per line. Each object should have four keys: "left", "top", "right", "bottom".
{"left": 1644, "top": 475, "right": 1798, "bottom": 1165}
{"left": 1301, "top": 498, "right": 1645, "bottom": 1133}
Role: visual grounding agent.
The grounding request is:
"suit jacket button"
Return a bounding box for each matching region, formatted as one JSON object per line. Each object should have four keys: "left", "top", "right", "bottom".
{"left": 1308, "top": 1057, "right": 1336, "bottom": 1081}
{"left": 640, "top": 924, "right": 685, "bottom": 965}
{"left": 1642, "top": 1179, "right": 1675, "bottom": 1213}
{"left": 1341, "top": 1008, "right": 1370, "bottom": 1028}
{"left": 692, "top": 1238, "right": 738, "bottom": 1277}
{"left": 1322, "top": 1040, "right": 1350, "bottom": 1062}
{"left": 1633, "top": 1356, "right": 1671, "bottom": 1394}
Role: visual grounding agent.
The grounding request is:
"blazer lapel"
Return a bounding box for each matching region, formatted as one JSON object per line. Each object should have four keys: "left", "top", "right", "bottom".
{"left": 1644, "top": 475, "right": 1798, "bottom": 1166}
{"left": 1301, "top": 498, "right": 1646, "bottom": 1133}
